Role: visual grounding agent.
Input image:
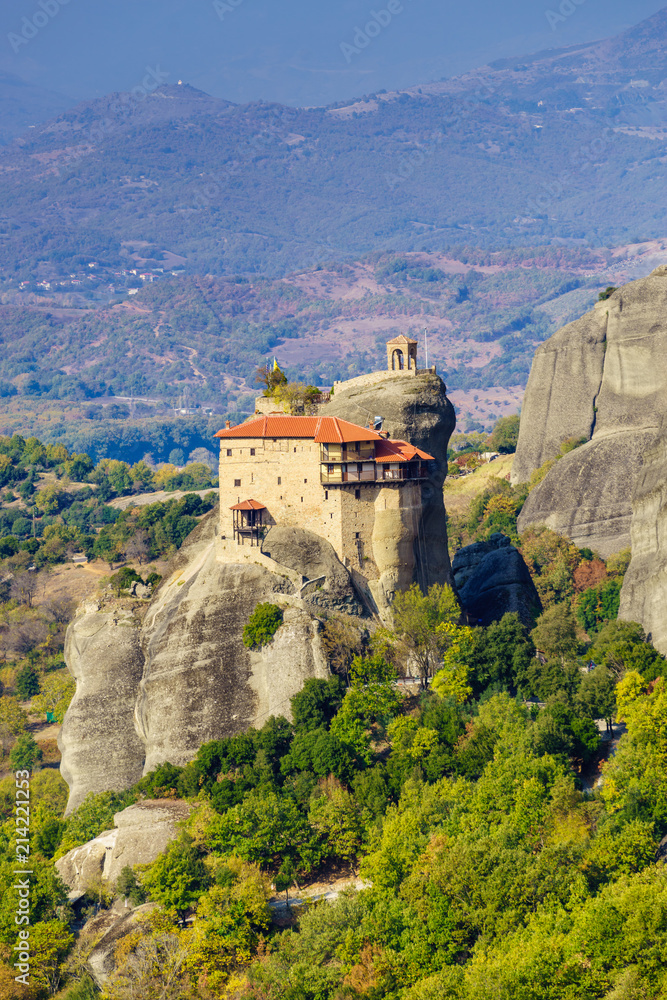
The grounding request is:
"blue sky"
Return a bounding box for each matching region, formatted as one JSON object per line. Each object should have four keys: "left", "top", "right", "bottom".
{"left": 1, "top": 0, "right": 665, "bottom": 106}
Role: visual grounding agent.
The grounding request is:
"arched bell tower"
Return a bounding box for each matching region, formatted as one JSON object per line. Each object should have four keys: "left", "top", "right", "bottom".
{"left": 386, "top": 334, "right": 418, "bottom": 372}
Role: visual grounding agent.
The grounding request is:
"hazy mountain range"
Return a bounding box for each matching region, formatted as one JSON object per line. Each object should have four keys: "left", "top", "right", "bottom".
{"left": 0, "top": 7, "right": 666, "bottom": 453}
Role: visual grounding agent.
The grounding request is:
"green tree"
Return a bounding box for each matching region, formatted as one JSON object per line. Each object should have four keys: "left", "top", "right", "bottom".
{"left": 33, "top": 671, "right": 76, "bottom": 724}
{"left": 116, "top": 866, "right": 147, "bottom": 906}
{"left": 489, "top": 414, "right": 520, "bottom": 454}
{"left": 142, "top": 835, "right": 211, "bottom": 924}
{"left": 10, "top": 733, "right": 43, "bottom": 772}
{"left": 29, "top": 921, "right": 74, "bottom": 996}
{"left": 578, "top": 666, "right": 617, "bottom": 732}
{"left": 576, "top": 579, "right": 622, "bottom": 633}
{"left": 0, "top": 698, "right": 28, "bottom": 738}
{"left": 330, "top": 656, "right": 401, "bottom": 764}
{"left": 243, "top": 603, "right": 284, "bottom": 649}
{"left": 93, "top": 527, "right": 122, "bottom": 569}
{"left": 531, "top": 604, "right": 579, "bottom": 663}
{"left": 290, "top": 676, "right": 345, "bottom": 732}
{"left": 392, "top": 583, "right": 460, "bottom": 687}
{"left": 590, "top": 620, "right": 665, "bottom": 681}
{"left": 15, "top": 663, "right": 40, "bottom": 700}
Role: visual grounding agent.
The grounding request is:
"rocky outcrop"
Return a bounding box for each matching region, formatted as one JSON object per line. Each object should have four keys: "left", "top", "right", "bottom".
{"left": 320, "top": 371, "right": 457, "bottom": 590}
{"left": 60, "top": 603, "right": 146, "bottom": 811}
{"left": 619, "top": 424, "right": 667, "bottom": 655}
{"left": 262, "top": 525, "right": 363, "bottom": 614}
{"left": 85, "top": 904, "right": 158, "bottom": 986}
{"left": 514, "top": 267, "right": 667, "bottom": 556}
{"left": 61, "top": 513, "right": 330, "bottom": 814}
{"left": 61, "top": 373, "right": 457, "bottom": 812}
{"left": 56, "top": 800, "right": 190, "bottom": 894}
{"left": 452, "top": 533, "right": 542, "bottom": 627}
{"left": 517, "top": 433, "right": 653, "bottom": 557}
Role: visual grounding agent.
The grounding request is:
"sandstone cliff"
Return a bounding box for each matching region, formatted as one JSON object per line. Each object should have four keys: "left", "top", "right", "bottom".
{"left": 619, "top": 422, "right": 667, "bottom": 655}
{"left": 60, "top": 514, "right": 331, "bottom": 813}
{"left": 514, "top": 266, "right": 667, "bottom": 556}
{"left": 320, "top": 371, "right": 456, "bottom": 591}
{"left": 61, "top": 373, "right": 456, "bottom": 813}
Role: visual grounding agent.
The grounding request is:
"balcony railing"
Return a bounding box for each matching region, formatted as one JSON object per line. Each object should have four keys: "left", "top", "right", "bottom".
{"left": 320, "top": 462, "right": 429, "bottom": 484}
{"left": 319, "top": 444, "right": 376, "bottom": 463}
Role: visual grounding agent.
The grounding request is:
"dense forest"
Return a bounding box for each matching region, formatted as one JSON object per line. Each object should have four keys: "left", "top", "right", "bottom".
{"left": 0, "top": 428, "right": 664, "bottom": 998}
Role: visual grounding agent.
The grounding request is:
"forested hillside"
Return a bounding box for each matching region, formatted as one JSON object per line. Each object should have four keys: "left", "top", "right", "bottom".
{"left": 0, "top": 428, "right": 665, "bottom": 998}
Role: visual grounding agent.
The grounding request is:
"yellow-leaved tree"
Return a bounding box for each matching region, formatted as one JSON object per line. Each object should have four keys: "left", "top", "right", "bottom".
{"left": 432, "top": 622, "right": 475, "bottom": 704}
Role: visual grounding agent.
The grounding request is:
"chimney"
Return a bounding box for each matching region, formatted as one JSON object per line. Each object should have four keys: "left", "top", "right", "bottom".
{"left": 225, "top": 420, "right": 231, "bottom": 429}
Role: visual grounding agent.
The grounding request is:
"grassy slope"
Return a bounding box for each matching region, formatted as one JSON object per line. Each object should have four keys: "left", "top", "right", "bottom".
{"left": 443, "top": 455, "right": 514, "bottom": 516}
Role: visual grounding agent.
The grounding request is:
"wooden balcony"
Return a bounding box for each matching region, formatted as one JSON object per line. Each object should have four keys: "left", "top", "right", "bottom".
{"left": 320, "top": 462, "right": 429, "bottom": 485}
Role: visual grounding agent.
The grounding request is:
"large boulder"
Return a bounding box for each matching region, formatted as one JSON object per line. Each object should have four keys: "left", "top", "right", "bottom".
{"left": 320, "top": 371, "right": 457, "bottom": 591}
{"left": 619, "top": 424, "right": 667, "bottom": 655}
{"left": 60, "top": 512, "right": 330, "bottom": 813}
{"left": 513, "top": 267, "right": 667, "bottom": 556}
{"left": 56, "top": 799, "right": 191, "bottom": 894}
{"left": 452, "top": 533, "right": 542, "bottom": 628}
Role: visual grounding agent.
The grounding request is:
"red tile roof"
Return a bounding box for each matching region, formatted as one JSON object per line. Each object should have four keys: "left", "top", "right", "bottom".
{"left": 216, "top": 415, "right": 384, "bottom": 444}
{"left": 229, "top": 499, "right": 267, "bottom": 511}
{"left": 375, "top": 439, "right": 434, "bottom": 463}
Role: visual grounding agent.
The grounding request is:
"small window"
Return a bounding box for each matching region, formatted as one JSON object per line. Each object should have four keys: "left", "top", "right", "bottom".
{"left": 324, "top": 490, "right": 328, "bottom": 500}
{"left": 355, "top": 488, "right": 361, "bottom": 500}
{"left": 234, "top": 479, "right": 241, "bottom": 487}
{"left": 294, "top": 447, "right": 297, "bottom": 453}
{"left": 355, "top": 532, "right": 360, "bottom": 539}
{"left": 277, "top": 477, "right": 281, "bottom": 485}
{"left": 330, "top": 513, "right": 333, "bottom": 519}
{"left": 226, "top": 449, "right": 232, "bottom": 456}
{"left": 304, "top": 478, "right": 307, "bottom": 484}
{"left": 301, "top": 497, "right": 304, "bottom": 503}
{"left": 250, "top": 448, "right": 255, "bottom": 456}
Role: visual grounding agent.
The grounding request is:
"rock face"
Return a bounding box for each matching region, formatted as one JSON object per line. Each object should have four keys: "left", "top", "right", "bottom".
{"left": 452, "top": 533, "right": 542, "bottom": 627}
{"left": 619, "top": 425, "right": 667, "bottom": 655}
{"left": 60, "top": 603, "right": 146, "bottom": 809}
{"left": 60, "top": 513, "right": 330, "bottom": 814}
{"left": 320, "top": 371, "right": 457, "bottom": 590}
{"left": 61, "top": 374, "right": 457, "bottom": 812}
{"left": 56, "top": 799, "right": 190, "bottom": 894}
{"left": 86, "top": 904, "right": 158, "bottom": 986}
{"left": 514, "top": 267, "right": 667, "bottom": 556}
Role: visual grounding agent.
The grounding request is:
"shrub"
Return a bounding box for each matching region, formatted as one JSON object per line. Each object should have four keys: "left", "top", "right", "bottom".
{"left": 15, "top": 663, "right": 40, "bottom": 700}
{"left": 109, "top": 566, "right": 143, "bottom": 595}
{"left": 243, "top": 603, "right": 284, "bottom": 649}
{"left": 560, "top": 435, "right": 587, "bottom": 455}
{"left": 10, "top": 733, "right": 43, "bottom": 772}
{"left": 598, "top": 286, "right": 617, "bottom": 301}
